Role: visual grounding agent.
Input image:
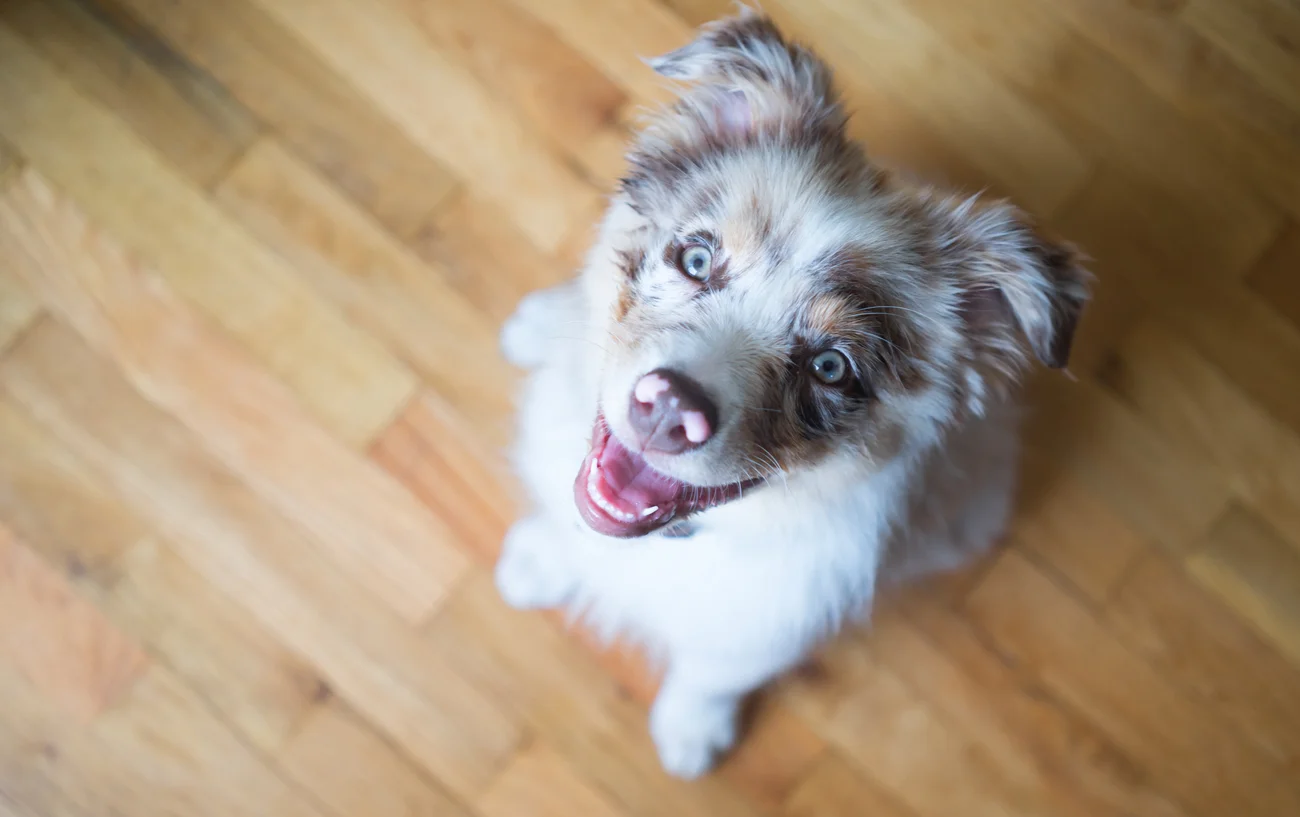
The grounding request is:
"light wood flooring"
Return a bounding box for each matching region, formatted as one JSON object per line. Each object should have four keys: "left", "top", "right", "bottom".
{"left": 2, "top": 0, "right": 1300, "bottom": 815}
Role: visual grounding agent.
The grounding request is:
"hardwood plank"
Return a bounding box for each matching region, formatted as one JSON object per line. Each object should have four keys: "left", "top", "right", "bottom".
{"left": 103, "top": 0, "right": 459, "bottom": 239}
{"left": 214, "top": 139, "right": 516, "bottom": 446}
{"left": 713, "top": 702, "right": 825, "bottom": 810}
{"left": 502, "top": 0, "right": 692, "bottom": 108}
{"left": 250, "top": 0, "right": 601, "bottom": 254}
{"left": 0, "top": 400, "right": 146, "bottom": 579}
{"left": 0, "top": 269, "right": 38, "bottom": 356}
{"left": 0, "top": 525, "right": 148, "bottom": 722}
{"left": 0, "top": 792, "right": 39, "bottom": 817}
{"left": 1, "top": 0, "right": 261, "bottom": 188}
{"left": 1108, "top": 551, "right": 1300, "bottom": 765}
{"left": 1055, "top": 168, "right": 1300, "bottom": 439}
{"left": 409, "top": 190, "right": 575, "bottom": 323}
{"left": 1094, "top": 320, "right": 1300, "bottom": 546}
{"left": 902, "top": 0, "right": 1286, "bottom": 259}
{"left": 0, "top": 29, "right": 417, "bottom": 445}
{"left": 1022, "top": 375, "right": 1230, "bottom": 552}
{"left": 1187, "top": 504, "right": 1300, "bottom": 669}
{"left": 1182, "top": 0, "right": 1300, "bottom": 114}
{"left": 783, "top": 751, "right": 915, "bottom": 817}
{"left": 0, "top": 135, "right": 21, "bottom": 187}
{"left": 370, "top": 389, "right": 518, "bottom": 565}
{"left": 0, "top": 378, "right": 399, "bottom": 758}
{"left": 773, "top": 0, "right": 1092, "bottom": 217}
{"left": 278, "top": 700, "right": 472, "bottom": 817}
{"left": 110, "top": 537, "right": 324, "bottom": 753}
{"left": 784, "top": 630, "right": 1048, "bottom": 817}
{"left": 784, "top": 601, "right": 1191, "bottom": 817}
{"left": 478, "top": 743, "right": 629, "bottom": 817}
{"left": 0, "top": 665, "right": 325, "bottom": 817}
{"left": 391, "top": 0, "right": 630, "bottom": 186}
{"left": 886, "top": 602, "right": 1191, "bottom": 817}
{"left": 1009, "top": 455, "right": 1152, "bottom": 603}
{"left": 425, "top": 572, "right": 776, "bottom": 817}
{"left": 1096, "top": 321, "right": 1290, "bottom": 489}
{"left": 1245, "top": 221, "right": 1300, "bottom": 330}
{"left": 1044, "top": 0, "right": 1300, "bottom": 221}
{"left": 0, "top": 320, "right": 524, "bottom": 799}
{"left": 0, "top": 169, "right": 467, "bottom": 622}
{"left": 966, "top": 549, "right": 1299, "bottom": 816}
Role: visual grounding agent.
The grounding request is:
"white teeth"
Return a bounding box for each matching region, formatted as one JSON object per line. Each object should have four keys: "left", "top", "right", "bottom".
{"left": 586, "top": 459, "right": 635, "bottom": 523}
{"left": 642, "top": 506, "right": 658, "bottom": 517}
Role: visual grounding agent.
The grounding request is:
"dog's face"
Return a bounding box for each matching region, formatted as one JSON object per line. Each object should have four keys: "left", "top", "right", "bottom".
{"left": 573, "top": 13, "right": 1089, "bottom": 538}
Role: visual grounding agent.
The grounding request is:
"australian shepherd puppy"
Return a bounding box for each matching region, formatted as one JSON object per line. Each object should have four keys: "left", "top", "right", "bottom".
{"left": 495, "top": 10, "right": 1090, "bottom": 778}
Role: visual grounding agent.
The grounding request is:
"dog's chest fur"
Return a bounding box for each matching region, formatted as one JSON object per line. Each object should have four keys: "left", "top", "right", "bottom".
{"left": 507, "top": 281, "right": 1019, "bottom": 665}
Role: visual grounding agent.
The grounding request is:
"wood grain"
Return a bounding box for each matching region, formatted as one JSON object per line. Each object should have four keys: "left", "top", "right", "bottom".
{"left": 0, "top": 525, "right": 148, "bottom": 722}
{"left": 0, "top": 317, "right": 521, "bottom": 799}
{"left": 967, "top": 550, "right": 1298, "bottom": 816}
{"left": 477, "top": 743, "right": 629, "bottom": 817}
{"left": 278, "top": 699, "right": 473, "bottom": 817}
{"left": 2, "top": 0, "right": 1299, "bottom": 812}
{"left": 0, "top": 666, "right": 325, "bottom": 817}
{"left": 0, "top": 26, "right": 417, "bottom": 445}
{"left": 1187, "top": 505, "right": 1300, "bottom": 668}
{"left": 107, "top": 0, "right": 460, "bottom": 240}
{"left": 0, "top": 269, "right": 38, "bottom": 356}
{"left": 0, "top": 170, "right": 467, "bottom": 622}
{"left": 214, "top": 139, "right": 515, "bottom": 445}
{"left": 250, "top": 0, "right": 601, "bottom": 253}
{"left": 0, "top": 0, "right": 262, "bottom": 188}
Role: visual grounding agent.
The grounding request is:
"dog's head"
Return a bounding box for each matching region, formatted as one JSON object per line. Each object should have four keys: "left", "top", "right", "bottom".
{"left": 574, "top": 11, "right": 1089, "bottom": 537}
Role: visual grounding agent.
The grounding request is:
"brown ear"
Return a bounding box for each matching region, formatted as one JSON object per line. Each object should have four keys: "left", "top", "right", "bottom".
{"left": 943, "top": 198, "right": 1091, "bottom": 369}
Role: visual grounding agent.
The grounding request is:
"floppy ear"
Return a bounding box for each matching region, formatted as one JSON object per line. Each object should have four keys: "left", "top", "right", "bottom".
{"left": 941, "top": 198, "right": 1091, "bottom": 370}
{"left": 646, "top": 9, "right": 842, "bottom": 136}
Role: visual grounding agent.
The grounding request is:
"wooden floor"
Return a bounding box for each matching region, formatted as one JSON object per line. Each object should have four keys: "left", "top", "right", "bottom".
{"left": 2, "top": 0, "right": 1299, "bottom": 814}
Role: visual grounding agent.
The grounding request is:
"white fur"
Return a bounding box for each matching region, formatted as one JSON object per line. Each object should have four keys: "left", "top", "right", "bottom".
{"left": 497, "top": 278, "right": 1019, "bottom": 778}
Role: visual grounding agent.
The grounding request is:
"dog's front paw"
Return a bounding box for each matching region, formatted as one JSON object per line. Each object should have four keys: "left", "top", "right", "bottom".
{"left": 649, "top": 688, "right": 739, "bottom": 780}
{"left": 495, "top": 517, "right": 577, "bottom": 610}
{"left": 500, "top": 287, "right": 569, "bottom": 369}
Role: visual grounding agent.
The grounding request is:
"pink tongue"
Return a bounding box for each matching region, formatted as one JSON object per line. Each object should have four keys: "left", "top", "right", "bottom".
{"left": 597, "top": 434, "right": 684, "bottom": 512}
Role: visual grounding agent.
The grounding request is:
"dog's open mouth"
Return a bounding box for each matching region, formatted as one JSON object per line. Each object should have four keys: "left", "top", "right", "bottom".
{"left": 573, "top": 416, "right": 762, "bottom": 537}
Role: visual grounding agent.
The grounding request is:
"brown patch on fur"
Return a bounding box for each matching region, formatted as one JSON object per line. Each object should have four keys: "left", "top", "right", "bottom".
{"left": 801, "top": 293, "right": 857, "bottom": 338}
{"left": 617, "top": 247, "right": 646, "bottom": 281}
{"left": 613, "top": 282, "right": 635, "bottom": 322}
{"left": 612, "top": 249, "right": 646, "bottom": 322}
{"left": 747, "top": 367, "right": 822, "bottom": 469}
{"left": 820, "top": 247, "right": 930, "bottom": 392}
{"left": 1028, "top": 237, "right": 1089, "bottom": 368}
{"left": 931, "top": 197, "right": 1091, "bottom": 372}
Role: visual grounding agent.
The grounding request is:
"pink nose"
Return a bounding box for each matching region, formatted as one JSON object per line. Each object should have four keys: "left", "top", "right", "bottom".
{"left": 628, "top": 369, "right": 718, "bottom": 454}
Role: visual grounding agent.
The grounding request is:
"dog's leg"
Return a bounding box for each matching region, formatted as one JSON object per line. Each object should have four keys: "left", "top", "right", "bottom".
{"left": 650, "top": 648, "right": 803, "bottom": 779}
{"left": 495, "top": 515, "right": 579, "bottom": 610}
{"left": 499, "top": 283, "right": 581, "bottom": 370}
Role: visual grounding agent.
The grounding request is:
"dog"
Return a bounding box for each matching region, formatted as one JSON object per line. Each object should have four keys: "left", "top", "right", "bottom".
{"left": 494, "top": 9, "right": 1090, "bottom": 779}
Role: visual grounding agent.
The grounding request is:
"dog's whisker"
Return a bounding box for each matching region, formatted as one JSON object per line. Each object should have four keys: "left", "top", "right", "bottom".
{"left": 547, "top": 335, "right": 612, "bottom": 354}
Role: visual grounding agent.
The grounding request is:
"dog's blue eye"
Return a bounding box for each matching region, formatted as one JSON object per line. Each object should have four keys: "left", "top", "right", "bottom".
{"left": 678, "top": 244, "right": 712, "bottom": 281}
{"left": 810, "top": 350, "right": 849, "bottom": 384}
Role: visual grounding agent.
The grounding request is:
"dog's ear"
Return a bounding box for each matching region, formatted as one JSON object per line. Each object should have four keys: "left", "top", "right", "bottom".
{"left": 647, "top": 9, "right": 840, "bottom": 137}
{"left": 938, "top": 197, "right": 1091, "bottom": 370}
